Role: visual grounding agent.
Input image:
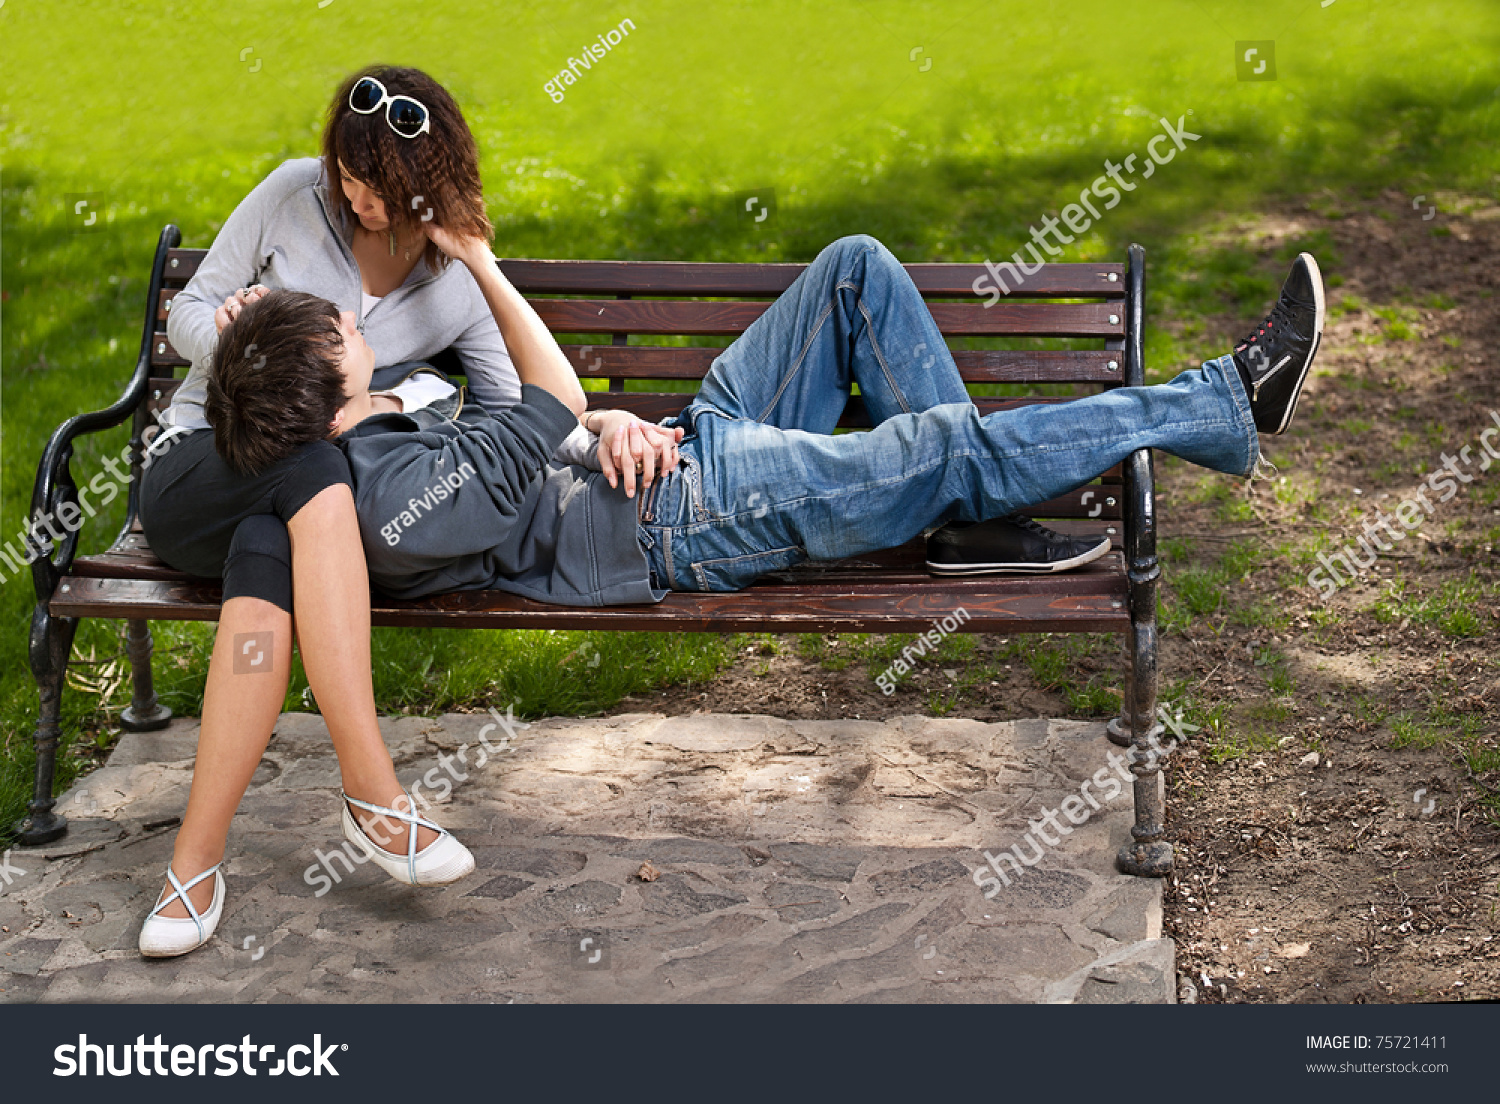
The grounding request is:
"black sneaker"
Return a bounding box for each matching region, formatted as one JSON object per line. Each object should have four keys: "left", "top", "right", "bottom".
{"left": 1232, "top": 252, "right": 1325, "bottom": 435}
{"left": 925, "top": 515, "right": 1112, "bottom": 576}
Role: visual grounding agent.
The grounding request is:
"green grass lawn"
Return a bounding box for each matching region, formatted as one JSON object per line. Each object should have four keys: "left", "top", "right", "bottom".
{"left": 2, "top": 0, "right": 1498, "bottom": 838}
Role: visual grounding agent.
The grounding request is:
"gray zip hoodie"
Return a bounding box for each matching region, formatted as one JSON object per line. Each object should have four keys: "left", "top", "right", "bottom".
{"left": 163, "top": 157, "right": 597, "bottom": 466}
{"left": 339, "top": 379, "right": 665, "bottom": 607}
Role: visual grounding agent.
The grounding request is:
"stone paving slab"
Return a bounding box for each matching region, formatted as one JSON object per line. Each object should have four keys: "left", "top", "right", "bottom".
{"left": 1, "top": 711, "right": 1170, "bottom": 1004}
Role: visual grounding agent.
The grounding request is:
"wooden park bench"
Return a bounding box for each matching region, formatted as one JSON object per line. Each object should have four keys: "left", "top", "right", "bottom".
{"left": 19, "top": 225, "right": 1171, "bottom": 879}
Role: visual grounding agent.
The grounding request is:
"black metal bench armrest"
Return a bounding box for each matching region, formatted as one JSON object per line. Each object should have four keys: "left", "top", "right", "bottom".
{"left": 29, "top": 224, "right": 183, "bottom": 601}
{"left": 1121, "top": 242, "right": 1158, "bottom": 586}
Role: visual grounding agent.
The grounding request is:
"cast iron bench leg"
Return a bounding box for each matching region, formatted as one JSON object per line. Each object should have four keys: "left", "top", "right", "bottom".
{"left": 119, "top": 618, "right": 172, "bottom": 731}
{"left": 1116, "top": 444, "right": 1172, "bottom": 876}
{"left": 1117, "top": 611, "right": 1173, "bottom": 876}
{"left": 17, "top": 603, "right": 77, "bottom": 845}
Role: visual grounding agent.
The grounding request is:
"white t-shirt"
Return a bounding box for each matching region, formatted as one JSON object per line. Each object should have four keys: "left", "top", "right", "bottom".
{"left": 376, "top": 371, "right": 458, "bottom": 413}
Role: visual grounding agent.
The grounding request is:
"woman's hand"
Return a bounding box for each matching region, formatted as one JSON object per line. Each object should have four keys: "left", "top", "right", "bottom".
{"left": 439, "top": 217, "right": 589, "bottom": 417}
{"left": 590, "top": 409, "right": 685, "bottom": 498}
{"left": 423, "top": 220, "right": 492, "bottom": 271}
{"left": 213, "top": 284, "right": 271, "bottom": 333}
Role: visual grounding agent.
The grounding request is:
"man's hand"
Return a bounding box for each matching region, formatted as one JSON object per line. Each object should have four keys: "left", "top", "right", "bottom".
{"left": 590, "top": 409, "right": 685, "bottom": 498}
{"left": 213, "top": 284, "right": 271, "bottom": 333}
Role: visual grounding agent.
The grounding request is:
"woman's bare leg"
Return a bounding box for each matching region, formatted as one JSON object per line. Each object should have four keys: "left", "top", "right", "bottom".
{"left": 284, "top": 484, "right": 436, "bottom": 854}
{"left": 156, "top": 484, "right": 431, "bottom": 918}
{"left": 156, "top": 596, "right": 292, "bottom": 917}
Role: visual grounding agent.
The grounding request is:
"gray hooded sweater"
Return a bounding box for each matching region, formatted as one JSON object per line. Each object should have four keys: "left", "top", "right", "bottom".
{"left": 338, "top": 381, "right": 666, "bottom": 608}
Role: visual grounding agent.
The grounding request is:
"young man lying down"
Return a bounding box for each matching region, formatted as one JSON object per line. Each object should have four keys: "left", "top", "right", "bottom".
{"left": 207, "top": 235, "right": 1324, "bottom": 604}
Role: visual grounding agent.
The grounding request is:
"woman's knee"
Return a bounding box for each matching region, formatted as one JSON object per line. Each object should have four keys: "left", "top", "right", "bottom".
{"left": 223, "top": 515, "right": 293, "bottom": 613}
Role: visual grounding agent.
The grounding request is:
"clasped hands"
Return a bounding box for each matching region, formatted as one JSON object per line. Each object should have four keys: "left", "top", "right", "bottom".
{"left": 584, "top": 408, "right": 685, "bottom": 498}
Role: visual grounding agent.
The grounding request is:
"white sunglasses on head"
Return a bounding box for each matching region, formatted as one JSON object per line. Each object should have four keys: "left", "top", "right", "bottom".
{"left": 348, "top": 76, "right": 430, "bottom": 139}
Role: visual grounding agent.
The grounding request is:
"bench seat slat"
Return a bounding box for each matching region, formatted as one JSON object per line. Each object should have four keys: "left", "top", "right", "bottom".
{"left": 51, "top": 574, "right": 1129, "bottom": 634}
{"left": 73, "top": 519, "right": 1127, "bottom": 586}
{"left": 752, "top": 553, "right": 1125, "bottom": 586}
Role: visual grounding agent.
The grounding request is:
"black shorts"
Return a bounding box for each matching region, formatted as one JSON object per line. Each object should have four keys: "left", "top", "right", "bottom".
{"left": 140, "top": 428, "right": 353, "bottom": 613}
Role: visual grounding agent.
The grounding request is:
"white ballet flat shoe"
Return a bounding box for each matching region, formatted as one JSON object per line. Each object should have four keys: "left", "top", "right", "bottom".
{"left": 341, "top": 792, "right": 475, "bottom": 886}
{"left": 139, "top": 863, "right": 224, "bottom": 958}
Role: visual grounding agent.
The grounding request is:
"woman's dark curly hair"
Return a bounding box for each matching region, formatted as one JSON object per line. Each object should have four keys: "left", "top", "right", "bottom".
{"left": 322, "top": 65, "right": 492, "bottom": 272}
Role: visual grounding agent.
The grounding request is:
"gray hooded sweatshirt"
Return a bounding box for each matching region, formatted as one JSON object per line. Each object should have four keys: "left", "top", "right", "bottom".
{"left": 339, "top": 379, "right": 666, "bottom": 608}
{"left": 162, "top": 157, "right": 597, "bottom": 467}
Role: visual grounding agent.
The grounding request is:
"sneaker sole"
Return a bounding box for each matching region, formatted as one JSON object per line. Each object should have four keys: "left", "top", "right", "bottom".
{"left": 926, "top": 536, "right": 1112, "bottom": 576}
{"left": 1260, "top": 253, "right": 1326, "bottom": 435}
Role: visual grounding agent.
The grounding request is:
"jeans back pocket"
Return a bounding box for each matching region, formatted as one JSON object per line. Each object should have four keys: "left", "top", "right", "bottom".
{"left": 688, "top": 543, "right": 806, "bottom": 592}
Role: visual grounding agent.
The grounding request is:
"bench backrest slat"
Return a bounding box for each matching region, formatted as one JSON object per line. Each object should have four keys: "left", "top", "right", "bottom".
{"left": 164, "top": 249, "right": 1125, "bottom": 299}
{"left": 527, "top": 298, "right": 1123, "bottom": 339}
{"left": 158, "top": 287, "right": 1124, "bottom": 339}
{"left": 150, "top": 338, "right": 1122, "bottom": 383}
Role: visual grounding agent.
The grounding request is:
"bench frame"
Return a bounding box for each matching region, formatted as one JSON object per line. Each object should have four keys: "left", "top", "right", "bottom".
{"left": 17, "top": 225, "right": 1170, "bottom": 879}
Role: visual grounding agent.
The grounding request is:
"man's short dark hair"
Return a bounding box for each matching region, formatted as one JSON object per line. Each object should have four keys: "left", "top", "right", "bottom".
{"left": 206, "top": 289, "right": 349, "bottom": 476}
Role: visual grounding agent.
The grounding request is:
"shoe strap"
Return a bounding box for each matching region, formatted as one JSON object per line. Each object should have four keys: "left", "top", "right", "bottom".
{"left": 343, "top": 792, "right": 444, "bottom": 884}
{"left": 150, "top": 863, "right": 221, "bottom": 943}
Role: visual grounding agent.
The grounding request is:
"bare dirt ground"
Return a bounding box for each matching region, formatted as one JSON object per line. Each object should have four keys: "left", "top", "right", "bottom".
{"left": 641, "top": 191, "right": 1500, "bottom": 1003}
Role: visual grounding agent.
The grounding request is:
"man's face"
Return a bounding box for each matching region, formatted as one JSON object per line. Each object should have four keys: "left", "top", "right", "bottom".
{"left": 335, "top": 310, "right": 376, "bottom": 400}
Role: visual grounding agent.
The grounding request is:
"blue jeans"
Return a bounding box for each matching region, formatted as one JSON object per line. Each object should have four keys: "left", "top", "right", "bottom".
{"left": 635, "top": 235, "right": 1259, "bottom": 593}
